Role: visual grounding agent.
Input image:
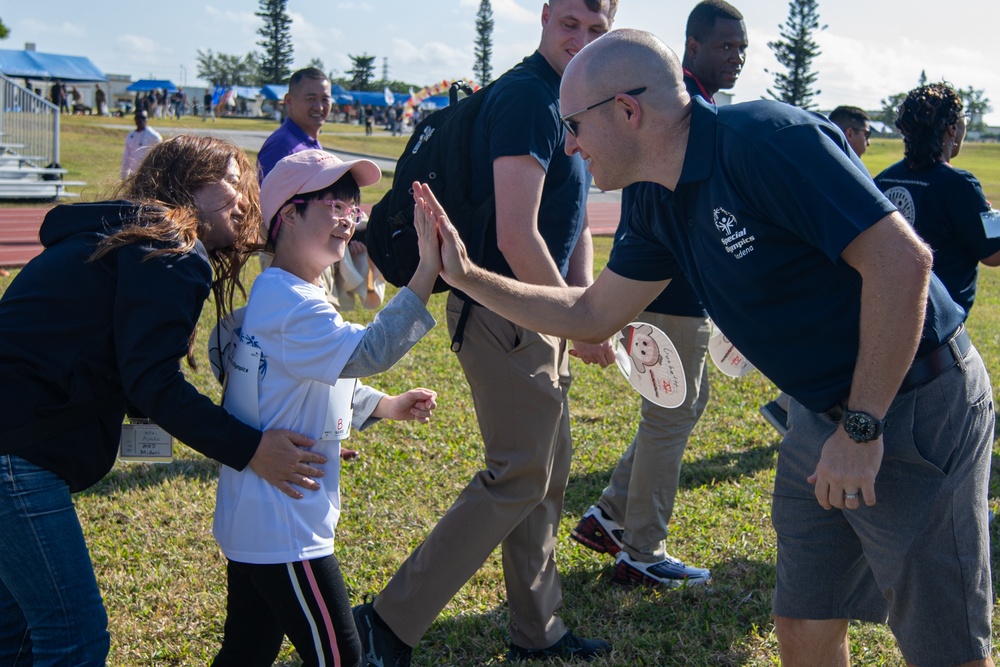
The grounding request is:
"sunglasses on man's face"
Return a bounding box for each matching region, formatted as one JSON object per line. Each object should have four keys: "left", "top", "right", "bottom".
{"left": 560, "top": 87, "right": 647, "bottom": 137}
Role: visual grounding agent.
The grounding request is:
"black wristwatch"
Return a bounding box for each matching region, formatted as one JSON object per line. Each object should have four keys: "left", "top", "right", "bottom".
{"left": 842, "top": 409, "right": 886, "bottom": 443}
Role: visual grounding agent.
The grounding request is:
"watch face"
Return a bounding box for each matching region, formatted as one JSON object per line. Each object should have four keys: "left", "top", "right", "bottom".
{"left": 844, "top": 412, "right": 877, "bottom": 442}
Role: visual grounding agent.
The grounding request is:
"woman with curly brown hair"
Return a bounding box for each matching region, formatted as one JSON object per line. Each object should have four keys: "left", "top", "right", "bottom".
{"left": 875, "top": 82, "right": 1000, "bottom": 317}
{"left": 0, "top": 135, "right": 326, "bottom": 665}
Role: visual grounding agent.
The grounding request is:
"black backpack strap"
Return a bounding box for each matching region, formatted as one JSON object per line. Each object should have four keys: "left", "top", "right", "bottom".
{"left": 0, "top": 391, "right": 127, "bottom": 455}
{"left": 450, "top": 297, "right": 474, "bottom": 353}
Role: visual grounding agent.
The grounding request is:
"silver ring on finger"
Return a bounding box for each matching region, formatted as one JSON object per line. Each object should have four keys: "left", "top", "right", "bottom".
{"left": 844, "top": 492, "right": 859, "bottom": 500}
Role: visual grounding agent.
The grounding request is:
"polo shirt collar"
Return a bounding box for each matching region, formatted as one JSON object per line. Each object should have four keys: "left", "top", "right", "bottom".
{"left": 282, "top": 117, "right": 319, "bottom": 147}
{"left": 677, "top": 96, "right": 717, "bottom": 186}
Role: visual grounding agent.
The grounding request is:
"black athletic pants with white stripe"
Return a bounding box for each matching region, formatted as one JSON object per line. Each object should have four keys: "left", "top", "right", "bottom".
{"left": 211, "top": 555, "right": 363, "bottom": 667}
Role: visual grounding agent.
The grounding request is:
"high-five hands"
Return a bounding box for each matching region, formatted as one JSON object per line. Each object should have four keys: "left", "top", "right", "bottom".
{"left": 412, "top": 181, "right": 471, "bottom": 288}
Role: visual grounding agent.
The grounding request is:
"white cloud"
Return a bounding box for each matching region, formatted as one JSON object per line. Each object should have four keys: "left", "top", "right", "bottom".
{"left": 114, "top": 35, "right": 173, "bottom": 67}
{"left": 204, "top": 5, "right": 259, "bottom": 32}
{"left": 17, "top": 18, "right": 85, "bottom": 38}
{"left": 287, "top": 11, "right": 346, "bottom": 71}
{"left": 389, "top": 37, "right": 474, "bottom": 83}
{"left": 460, "top": 0, "right": 537, "bottom": 23}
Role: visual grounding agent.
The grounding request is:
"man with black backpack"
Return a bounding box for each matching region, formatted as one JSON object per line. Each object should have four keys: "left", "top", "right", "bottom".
{"left": 353, "top": 0, "right": 618, "bottom": 664}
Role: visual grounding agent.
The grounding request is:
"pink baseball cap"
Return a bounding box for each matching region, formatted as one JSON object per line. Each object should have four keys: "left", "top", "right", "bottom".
{"left": 260, "top": 149, "right": 381, "bottom": 232}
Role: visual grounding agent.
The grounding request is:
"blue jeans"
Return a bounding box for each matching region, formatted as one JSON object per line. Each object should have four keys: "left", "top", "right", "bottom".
{"left": 0, "top": 455, "right": 109, "bottom": 666}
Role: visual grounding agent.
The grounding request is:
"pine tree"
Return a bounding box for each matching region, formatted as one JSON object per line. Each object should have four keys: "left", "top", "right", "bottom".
{"left": 256, "top": 0, "right": 294, "bottom": 84}
{"left": 0, "top": 18, "right": 9, "bottom": 40}
{"left": 959, "top": 86, "right": 992, "bottom": 132}
{"left": 765, "top": 0, "right": 824, "bottom": 109}
{"left": 347, "top": 54, "right": 377, "bottom": 92}
{"left": 474, "top": 0, "right": 494, "bottom": 85}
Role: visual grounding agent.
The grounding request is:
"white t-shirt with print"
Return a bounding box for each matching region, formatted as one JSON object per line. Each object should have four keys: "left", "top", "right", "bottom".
{"left": 213, "top": 268, "right": 367, "bottom": 564}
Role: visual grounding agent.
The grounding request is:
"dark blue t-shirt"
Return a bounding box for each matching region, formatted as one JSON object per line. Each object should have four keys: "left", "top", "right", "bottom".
{"left": 470, "top": 51, "right": 589, "bottom": 278}
{"left": 608, "top": 97, "right": 964, "bottom": 412}
{"left": 875, "top": 160, "right": 1000, "bottom": 318}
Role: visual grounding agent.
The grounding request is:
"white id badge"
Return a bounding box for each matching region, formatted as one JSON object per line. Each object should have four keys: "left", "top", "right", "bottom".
{"left": 323, "top": 379, "right": 356, "bottom": 440}
{"left": 119, "top": 418, "right": 173, "bottom": 463}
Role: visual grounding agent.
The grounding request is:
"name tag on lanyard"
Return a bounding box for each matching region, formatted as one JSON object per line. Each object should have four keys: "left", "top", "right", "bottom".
{"left": 323, "top": 379, "right": 356, "bottom": 440}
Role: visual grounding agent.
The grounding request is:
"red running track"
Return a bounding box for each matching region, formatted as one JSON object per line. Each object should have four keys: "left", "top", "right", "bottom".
{"left": 0, "top": 202, "right": 622, "bottom": 269}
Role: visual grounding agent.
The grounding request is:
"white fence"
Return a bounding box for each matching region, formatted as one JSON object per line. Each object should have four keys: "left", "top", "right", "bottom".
{"left": 0, "top": 72, "right": 59, "bottom": 167}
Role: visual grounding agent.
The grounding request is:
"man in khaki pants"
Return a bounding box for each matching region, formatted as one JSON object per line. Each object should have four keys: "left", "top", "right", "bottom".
{"left": 570, "top": 0, "right": 747, "bottom": 588}
{"left": 353, "top": 0, "right": 617, "bottom": 664}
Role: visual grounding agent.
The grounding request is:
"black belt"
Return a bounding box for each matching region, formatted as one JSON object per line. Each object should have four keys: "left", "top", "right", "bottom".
{"left": 825, "top": 325, "right": 971, "bottom": 422}
{"left": 899, "top": 324, "right": 971, "bottom": 393}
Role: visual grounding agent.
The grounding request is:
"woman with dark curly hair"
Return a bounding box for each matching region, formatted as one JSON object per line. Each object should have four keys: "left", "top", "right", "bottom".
{"left": 0, "top": 135, "right": 326, "bottom": 665}
{"left": 875, "top": 82, "right": 1000, "bottom": 317}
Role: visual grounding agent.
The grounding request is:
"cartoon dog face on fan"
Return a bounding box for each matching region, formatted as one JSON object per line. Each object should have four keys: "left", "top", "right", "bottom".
{"left": 619, "top": 324, "right": 662, "bottom": 374}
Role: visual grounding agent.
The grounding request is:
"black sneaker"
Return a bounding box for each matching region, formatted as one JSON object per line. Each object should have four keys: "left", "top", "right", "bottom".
{"left": 758, "top": 399, "right": 789, "bottom": 437}
{"left": 353, "top": 601, "right": 412, "bottom": 667}
{"left": 507, "top": 630, "right": 611, "bottom": 663}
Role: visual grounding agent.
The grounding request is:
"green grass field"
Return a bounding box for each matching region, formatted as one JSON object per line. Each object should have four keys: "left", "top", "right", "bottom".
{"left": 42, "top": 115, "right": 405, "bottom": 204}
{"left": 23, "top": 115, "right": 1000, "bottom": 209}
{"left": 0, "top": 116, "right": 999, "bottom": 665}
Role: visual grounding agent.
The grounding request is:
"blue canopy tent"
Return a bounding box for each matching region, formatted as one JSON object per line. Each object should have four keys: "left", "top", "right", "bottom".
{"left": 127, "top": 79, "right": 178, "bottom": 93}
{"left": 419, "top": 95, "right": 450, "bottom": 110}
{"left": 0, "top": 49, "right": 106, "bottom": 82}
{"left": 330, "top": 83, "right": 354, "bottom": 105}
{"left": 351, "top": 90, "right": 410, "bottom": 108}
{"left": 0, "top": 50, "right": 106, "bottom": 174}
{"left": 261, "top": 83, "right": 353, "bottom": 105}
{"left": 260, "top": 84, "right": 285, "bottom": 101}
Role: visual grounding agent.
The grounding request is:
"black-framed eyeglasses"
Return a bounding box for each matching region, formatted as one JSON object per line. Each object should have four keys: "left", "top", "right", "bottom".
{"left": 850, "top": 126, "right": 871, "bottom": 139}
{"left": 560, "top": 86, "right": 647, "bottom": 137}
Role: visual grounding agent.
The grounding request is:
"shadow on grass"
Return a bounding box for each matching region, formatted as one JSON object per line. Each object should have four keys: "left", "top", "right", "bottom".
{"left": 79, "top": 455, "right": 221, "bottom": 498}
{"left": 564, "top": 441, "right": 779, "bottom": 517}
{"left": 411, "top": 557, "right": 776, "bottom": 666}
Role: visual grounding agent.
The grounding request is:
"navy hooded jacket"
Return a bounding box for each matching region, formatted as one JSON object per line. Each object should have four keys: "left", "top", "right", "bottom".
{"left": 0, "top": 201, "right": 260, "bottom": 492}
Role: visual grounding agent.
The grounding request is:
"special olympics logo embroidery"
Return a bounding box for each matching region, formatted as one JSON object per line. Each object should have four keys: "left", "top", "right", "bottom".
{"left": 714, "top": 207, "right": 737, "bottom": 235}
{"left": 882, "top": 186, "right": 916, "bottom": 224}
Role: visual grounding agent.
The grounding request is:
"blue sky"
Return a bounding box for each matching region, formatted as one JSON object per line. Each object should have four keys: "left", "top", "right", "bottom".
{"left": 4, "top": 1, "right": 999, "bottom": 124}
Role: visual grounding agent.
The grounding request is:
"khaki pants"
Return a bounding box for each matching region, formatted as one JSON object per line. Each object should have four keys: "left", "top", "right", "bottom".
{"left": 374, "top": 294, "right": 572, "bottom": 648}
{"left": 598, "top": 312, "right": 711, "bottom": 562}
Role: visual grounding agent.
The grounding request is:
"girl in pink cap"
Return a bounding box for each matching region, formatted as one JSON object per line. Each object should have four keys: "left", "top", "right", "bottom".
{"left": 211, "top": 149, "right": 441, "bottom": 667}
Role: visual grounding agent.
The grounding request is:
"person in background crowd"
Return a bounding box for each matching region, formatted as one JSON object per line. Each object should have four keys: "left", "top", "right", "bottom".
{"left": 875, "top": 82, "right": 1000, "bottom": 320}
{"left": 257, "top": 68, "right": 333, "bottom": 179}
{"left": 570, "top": 0, "right": 746, "bottom": 589}
{"left": 120, "top": 109, "right": 163, "bottom": 179}
{"left": 829, "top": 105, "right": 872, "bottom": 158}
{"left": 204, "top": 89, "right": 217, "bottom": 122}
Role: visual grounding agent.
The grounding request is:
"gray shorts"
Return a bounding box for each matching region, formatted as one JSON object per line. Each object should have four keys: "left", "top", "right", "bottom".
{"left": 771, "top": 345, "right": 994, "bottom": 667}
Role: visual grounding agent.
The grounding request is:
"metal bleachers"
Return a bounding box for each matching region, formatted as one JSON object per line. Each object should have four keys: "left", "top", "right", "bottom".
{"left": 0, "top": 73, "right": 84, "bottom": 200}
